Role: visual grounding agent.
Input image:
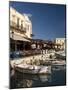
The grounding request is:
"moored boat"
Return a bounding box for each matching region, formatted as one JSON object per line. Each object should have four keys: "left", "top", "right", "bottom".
{"left": 52, "top": 60, "right": 66, "bottom": 66}
{"left": 55, "top": 51, "right": 66, "bottom": 60}
{"left": 15, "top": 64, "right": 51, "bottom": 74}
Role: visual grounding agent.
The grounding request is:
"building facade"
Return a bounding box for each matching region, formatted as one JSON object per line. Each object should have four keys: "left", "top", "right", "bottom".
{"left": 10, "top": 7, "right": 32, "bottom": 51}
{"left": 54, "top": 38, "right": 65, "bottom": 50}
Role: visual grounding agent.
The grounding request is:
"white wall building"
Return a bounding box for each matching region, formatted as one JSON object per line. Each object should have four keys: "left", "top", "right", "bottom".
{"left": 10, "top": 7, "right": 32, "bottom": 40}
{"left": 10, "top": 7, "right": 32, "bottom": 51}
{"left": 55, "top": 38, "right": 65, "bottom": 50}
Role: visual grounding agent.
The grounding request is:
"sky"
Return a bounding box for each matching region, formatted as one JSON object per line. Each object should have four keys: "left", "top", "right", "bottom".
{"left": 9, "top": 1, "right": 66, "bottom": 40}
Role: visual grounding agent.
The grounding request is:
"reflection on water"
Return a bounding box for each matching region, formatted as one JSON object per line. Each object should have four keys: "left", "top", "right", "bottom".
{"left": 17, "top": 79, "right": 33, "bottom": 88}
{"left": 39, "top": 74, "right": 51, "bottom": 82}
{"left": 10, "top": 65, "right": 66, "bottom": 89}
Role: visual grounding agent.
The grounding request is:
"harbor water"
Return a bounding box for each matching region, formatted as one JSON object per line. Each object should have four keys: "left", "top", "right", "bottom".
{"left": 10, "top": 64, "right": 66, "bottom": 89}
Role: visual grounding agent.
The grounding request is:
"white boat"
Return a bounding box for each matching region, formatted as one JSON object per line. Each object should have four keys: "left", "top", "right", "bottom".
{"left": 15, "top": 64, "right": 51, "bottom": 74}
{"left": 55, "top": 51, "right": 66, "bottom": 60}
{"left": 52, "top": 60, "right": 66, "bottom": 66}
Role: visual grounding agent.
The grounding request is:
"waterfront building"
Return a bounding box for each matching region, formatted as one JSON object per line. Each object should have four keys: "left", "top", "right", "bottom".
{"left": 10, "top": 7, "right": 32, "bottom": 51}
{"left": 54, "top": 38, "right": 65, "bottom": 50}
{"left": 9, "top": 7, "right": 65, "bottom": 58}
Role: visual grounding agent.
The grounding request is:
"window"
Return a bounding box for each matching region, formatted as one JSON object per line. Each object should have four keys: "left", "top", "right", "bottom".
{"left": 21, "top": 20, "right": 23, "bottom": 29}
{"left": 28, "top": 25, "right": 29, "bottom": 30}
{"left": 12, "top": 15, "right": 15, "bottom": 21}
{"left": 12, "top": 15, "right": 16, "bottom": 26}
{"left": 25, "top": 24, "right": 29, "bottom": 31}
{"left": 17, "top": 18, "right": 19, "bottom": 28}
{"left": 26, "top": 24, "right": 28, "bottom": 30}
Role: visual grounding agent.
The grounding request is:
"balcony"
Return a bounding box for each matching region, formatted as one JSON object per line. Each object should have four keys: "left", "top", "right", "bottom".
{"left": 10, "top": 21, "right": 26, "bottom": 33}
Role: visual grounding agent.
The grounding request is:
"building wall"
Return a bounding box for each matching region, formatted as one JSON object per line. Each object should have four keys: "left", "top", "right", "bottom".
{"left": 10, "top": 7, "right": 32, "bottom": 39}
{"left": 55, "top": 38, "right": 65, "bottom": 45}
{"left": 55, "top": 38, "right": 65, "bottom": 50}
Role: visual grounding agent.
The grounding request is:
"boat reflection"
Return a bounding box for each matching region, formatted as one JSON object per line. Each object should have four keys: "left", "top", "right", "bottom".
{"left": 22, "top": 79, "right": 33, "bottom": 88}
{"left": 52, "top": 65, "right": 66, "bottom": 71}
{"left": 39, "top": 74, "right": 51, "bottom": 82}
{"left": 10, "top": 64, "right": 65, "bottom": 88}
{"left": 16, "top": 79, "right": 33, "bottom": 88}
{"left": 15, "top": 72, "right": 52, "bottom": 88}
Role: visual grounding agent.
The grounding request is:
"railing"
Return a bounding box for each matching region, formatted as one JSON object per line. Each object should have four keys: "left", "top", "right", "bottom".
{"left": 10, "top": 21, "right": 26, "bottom": 33}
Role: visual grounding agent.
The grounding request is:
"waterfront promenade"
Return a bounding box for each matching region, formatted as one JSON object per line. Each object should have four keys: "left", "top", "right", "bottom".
{"left": 10, "top": 50, "right": 66, "bottom": 69}
{"left": 10, "top": 51, "right": 55, "bottom": 68}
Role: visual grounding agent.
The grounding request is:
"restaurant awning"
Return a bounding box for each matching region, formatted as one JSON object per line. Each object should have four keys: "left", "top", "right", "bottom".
{"left": 10, "top": 33, "right": 31, "bottom": 42}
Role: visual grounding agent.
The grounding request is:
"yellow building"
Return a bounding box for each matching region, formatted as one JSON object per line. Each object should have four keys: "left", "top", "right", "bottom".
{"left": 10, "top": 7, "right": 32, "bottom": 51}
{"left": 55, "top": 38, "right": 65, "bottom": 50}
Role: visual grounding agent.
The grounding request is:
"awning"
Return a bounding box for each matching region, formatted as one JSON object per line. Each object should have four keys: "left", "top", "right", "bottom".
{"left": 10, "top": 33, "right": 31, "bottom": 42}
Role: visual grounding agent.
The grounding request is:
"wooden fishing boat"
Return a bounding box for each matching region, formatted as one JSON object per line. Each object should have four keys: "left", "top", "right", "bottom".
{"left": 15, "top": 64, "right": 51, "bottom": 74}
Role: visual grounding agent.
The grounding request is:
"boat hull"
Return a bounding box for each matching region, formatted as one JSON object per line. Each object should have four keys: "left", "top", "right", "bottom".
{"left": 15, "top": 65, "right": 51, "bottom": 74}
